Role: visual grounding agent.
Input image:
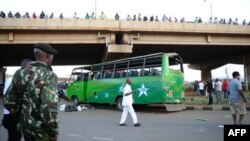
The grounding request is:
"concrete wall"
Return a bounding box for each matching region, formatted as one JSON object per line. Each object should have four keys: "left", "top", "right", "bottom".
{"left": 1, "top": 19, "right": 250, "bottom": 46}
{"left": 1, "top": 18, "right": 250, "bottom": 34}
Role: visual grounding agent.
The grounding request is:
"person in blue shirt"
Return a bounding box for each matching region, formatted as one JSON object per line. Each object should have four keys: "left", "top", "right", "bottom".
{"left": 228, "top": 71, "right": 247, "bottom": 125}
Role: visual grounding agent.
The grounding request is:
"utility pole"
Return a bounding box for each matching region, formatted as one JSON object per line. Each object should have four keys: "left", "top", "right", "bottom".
{"left": 210, "top": 0, "right": 213, "bottom": 18}
{"left": 204, "top": 0, "right": 213, "bottom": 18}
{"left": 243, "top": 56, "right": 249, "bottom": 91}
{"left": 95, "top": 0, "right": 97, "bottom": 19}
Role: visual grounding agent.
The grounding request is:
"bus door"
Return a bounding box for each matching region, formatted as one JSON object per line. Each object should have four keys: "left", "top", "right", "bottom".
{"left": 81, "top": 73, "right": 89, "bottom": 101}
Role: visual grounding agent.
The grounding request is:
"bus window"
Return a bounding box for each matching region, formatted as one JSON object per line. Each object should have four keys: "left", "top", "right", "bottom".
{"left": 151, "top": 68, "right": 161, "bottom": 75}
{"left": 120, "top": 71, "right": 128, "bottom": 78}
{"left": 169, "top": 56, "right": 184, "bottom": 73}
{"left": 114, "top": 72, "right": 121, "bottom": 78}
{"left": 103, "top": 71, "right": 112, "bottom": 79}
{"left": 103, "top": 64, "right": 114, "bottom": 79}
{"left": 76, "top": 76, "right": 81, "bottom": 81}
{"left": 93, "top": 72, "right": 101, "bottom": 79}
{"left": 68, "top": 73, "right": 82, "bottom": 85}
{"left": 75, "top": 73, "right": 89, "bottom": 81}
{"left": 83, "top": 73, "right": 89, "bottom": 81}
{"left": 145, "top": 56, "right": 162, "bottom": 68}
{"left": 140, "top": 69, "right": 150, "bottom": 76}
{"left": 129, "top": 70, "right": 139, "bottom": 77}
{"left": 92, "top": 65, "right": 102, "bottom": 78}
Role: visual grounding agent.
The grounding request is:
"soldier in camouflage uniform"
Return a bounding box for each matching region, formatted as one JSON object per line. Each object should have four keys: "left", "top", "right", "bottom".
{"left": 4, "top": 43, "right": 59, "bottom": 141}
{"left": 2, "top": 59, "right": 31, "bottom": 141}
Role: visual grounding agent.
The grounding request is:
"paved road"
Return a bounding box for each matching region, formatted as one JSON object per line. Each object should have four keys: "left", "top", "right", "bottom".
{"left": 1, "top": 104, "right": 250, "bottom": 141}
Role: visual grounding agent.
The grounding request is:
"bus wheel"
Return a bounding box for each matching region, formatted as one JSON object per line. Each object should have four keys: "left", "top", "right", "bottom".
{"left": 116, "top": 97, "right": 123, "bottom": 111}
{"left": 71, "top": 96, "right": 78, "bottom": 106}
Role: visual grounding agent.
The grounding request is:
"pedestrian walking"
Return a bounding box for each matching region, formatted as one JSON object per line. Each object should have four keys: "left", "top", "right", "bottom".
{"left": 119, "top": 78, "right": 141, "bottom": 127}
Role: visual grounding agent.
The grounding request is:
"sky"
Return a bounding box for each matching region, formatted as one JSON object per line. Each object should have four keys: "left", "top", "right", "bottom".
{"left": 1, "top": 0, "right": 248, "bottom": 81}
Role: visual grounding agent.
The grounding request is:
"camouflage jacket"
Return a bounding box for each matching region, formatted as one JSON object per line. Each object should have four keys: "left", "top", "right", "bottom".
{"left": 4, "top": 61, "right": 59, "bottom": 139}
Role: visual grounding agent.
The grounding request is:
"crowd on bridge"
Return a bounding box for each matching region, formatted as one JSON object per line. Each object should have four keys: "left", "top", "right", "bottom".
{"left": 1, "top": 10, "right": 250, "bottom": 25}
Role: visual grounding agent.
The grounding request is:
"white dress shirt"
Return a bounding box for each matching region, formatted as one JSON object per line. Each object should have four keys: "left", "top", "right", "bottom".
{"left": 3, "top": 77, "right": 12, "bottom": 114}
{"left": 122, "top": 84, "right": 133, "bottom": 106}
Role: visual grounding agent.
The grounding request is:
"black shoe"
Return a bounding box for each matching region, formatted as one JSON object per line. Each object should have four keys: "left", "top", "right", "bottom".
{"left": 119, "top": 123, "right": 127, "bottom": 126}
{"left": 134, "top": 123, "right": 141, "bottom": 127}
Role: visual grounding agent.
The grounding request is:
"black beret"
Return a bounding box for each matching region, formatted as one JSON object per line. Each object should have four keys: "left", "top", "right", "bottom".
{"left": 34, "top": 43, "right": 57, "bottom": 55}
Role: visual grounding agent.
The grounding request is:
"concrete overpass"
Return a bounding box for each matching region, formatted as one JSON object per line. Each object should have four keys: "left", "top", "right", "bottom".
{"left": 0, "top": 18, "right": 250, "bottom": 88}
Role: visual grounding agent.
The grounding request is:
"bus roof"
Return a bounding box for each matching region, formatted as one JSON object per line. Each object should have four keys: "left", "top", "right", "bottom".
{"left": 72, "top": 52, "right": 179, "bottom": 70}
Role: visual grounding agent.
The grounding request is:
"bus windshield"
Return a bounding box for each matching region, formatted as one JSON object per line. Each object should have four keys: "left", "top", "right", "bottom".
{"left": 68, "top": 68, "right": 90, "bottom": 85}
{"left": 168, "top": 54, "right": 184, "bottom": 72}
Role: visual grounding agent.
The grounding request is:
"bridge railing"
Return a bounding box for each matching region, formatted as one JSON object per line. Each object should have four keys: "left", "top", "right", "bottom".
{"left": 0, "top": 18, "right": 250, "bottom": 34}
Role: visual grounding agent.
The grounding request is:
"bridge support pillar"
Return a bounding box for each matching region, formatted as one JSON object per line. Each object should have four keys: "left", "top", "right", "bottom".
{"left": 103, "top": 44, "right": 133, "bottom": 62}
{"left": 201, "top": 69, "right": 212, "bottom": 81}
{"left": 0, "top": 66, "right": 6, "bottom": 96}
{"left": 244, "top": 64, "right": 250, "bottom": 91}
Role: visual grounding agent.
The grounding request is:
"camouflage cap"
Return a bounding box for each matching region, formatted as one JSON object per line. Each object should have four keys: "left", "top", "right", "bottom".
{"left": 34, "top": 43, "right": 57, "bottom": 55}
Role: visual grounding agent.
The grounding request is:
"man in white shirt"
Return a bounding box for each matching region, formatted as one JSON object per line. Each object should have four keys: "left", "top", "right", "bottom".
{"left": 198, "top": 81, "right": 205, "bottom": 95}
{"left": 119, "top": 78, "right": 141, "bottom": 127}
{"left": 214, "top": 79, "right": 223, "bottom": 104}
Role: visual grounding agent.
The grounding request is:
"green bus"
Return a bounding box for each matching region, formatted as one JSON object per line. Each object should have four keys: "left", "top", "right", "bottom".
{"left": 66, "top": 52, "right": 185, "bottom": 111}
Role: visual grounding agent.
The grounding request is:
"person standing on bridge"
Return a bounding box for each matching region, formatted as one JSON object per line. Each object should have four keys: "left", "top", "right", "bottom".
{"left": 4, "top": 43, "right": 59, "bottom": 140}
{"left": 99, "top": 11, "right": 107, "bottom": 20}
{"left": 115, "top": 13, "right": 120, "bottom": 20}
{"left": 119, "top": 78, "right": 141, "bottom": 127}
{"left": 228, "top": 71, "right": 247, "bottom": 125}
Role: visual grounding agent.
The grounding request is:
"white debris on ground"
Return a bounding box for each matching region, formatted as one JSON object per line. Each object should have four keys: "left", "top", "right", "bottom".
{"left": 58, "top": 99, "right": 94, "bottom": 112}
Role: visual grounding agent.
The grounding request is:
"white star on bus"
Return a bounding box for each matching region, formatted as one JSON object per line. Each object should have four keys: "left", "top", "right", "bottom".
{"left": 119, "top": 83, "right": 125, "bottom": 93}
{"left": 138, "top": 84, "right": 149, "bottom": 97}
{"left": 105, "top": 92, "right": 109, "bottom": 98}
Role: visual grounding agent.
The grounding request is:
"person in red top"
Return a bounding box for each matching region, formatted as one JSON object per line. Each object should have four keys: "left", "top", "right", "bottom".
{"left": 223, "top": 79, "right": 229, "bottom": 99}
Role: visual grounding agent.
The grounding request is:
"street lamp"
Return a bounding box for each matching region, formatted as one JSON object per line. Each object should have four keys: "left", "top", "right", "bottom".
{"left": 204, "top": 0, "right": 213, "bottom": 18}
{"left": 95, "top": 0, "right": 97, "bottom": 19}
{"left": 209, "top": 0, "right": 213, "bottom": 18}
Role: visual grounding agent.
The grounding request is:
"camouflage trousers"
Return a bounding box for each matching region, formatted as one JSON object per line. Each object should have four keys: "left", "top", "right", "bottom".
{"left": 22, "top": 126, "right": 55, "bottom": 141}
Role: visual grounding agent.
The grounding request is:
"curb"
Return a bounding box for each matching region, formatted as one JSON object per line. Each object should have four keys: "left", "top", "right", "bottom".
{"left": 185, "top": 105, "right": 250, "bottom": 111}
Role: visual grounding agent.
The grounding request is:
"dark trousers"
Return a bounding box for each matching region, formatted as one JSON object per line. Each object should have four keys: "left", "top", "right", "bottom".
{"left": 199, "top": 90, "right": 204, "bottom": 95}
{"left": 208, "top": 93, "right": 213, "bottom": 105}
{"left": 2, "top": 114, "right": 21, "bottom": 141}
{"left": 223, "top": 89, "right": 228, "bottom": 99}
